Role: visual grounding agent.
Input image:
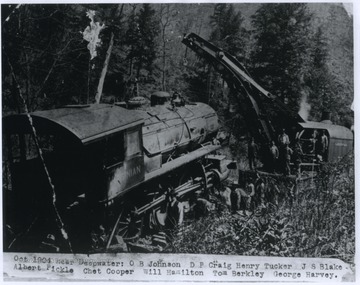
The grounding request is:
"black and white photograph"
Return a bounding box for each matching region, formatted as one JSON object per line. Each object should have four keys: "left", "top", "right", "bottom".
{"left": 1, "top": 1, "right": 356, "bottom": 282}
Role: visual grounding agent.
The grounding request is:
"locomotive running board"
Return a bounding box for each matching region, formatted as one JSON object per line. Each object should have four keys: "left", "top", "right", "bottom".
{"left": 102, "top": 144, "right": 222, "bottom": 203}
{"left": 144, "top": 144, "right": 221, "bottom": 182}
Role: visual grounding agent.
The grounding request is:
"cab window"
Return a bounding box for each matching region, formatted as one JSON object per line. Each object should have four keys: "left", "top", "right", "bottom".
{"left": 104, "top": 133, "right": 124, "bottom": 167}
{"left": 126, "top": 129, "right": 141, "bottom": 157}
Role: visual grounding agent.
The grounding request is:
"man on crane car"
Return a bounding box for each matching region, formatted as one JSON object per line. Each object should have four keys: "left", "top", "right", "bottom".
{"left": 320, "top": 130, "right": 329, "bottom": 161}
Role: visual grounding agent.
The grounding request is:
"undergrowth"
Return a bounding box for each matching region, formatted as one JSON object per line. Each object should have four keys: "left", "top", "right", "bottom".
{"left": 170, "top": 153, "right": 355, "bottom": 265}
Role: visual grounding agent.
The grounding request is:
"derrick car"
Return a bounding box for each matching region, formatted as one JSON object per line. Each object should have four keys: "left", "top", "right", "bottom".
{"left": 3, "top": 93, "right": 231, "bottom": 253}
{"left": 182, "top": 32, "right": 354, "bottom": 171}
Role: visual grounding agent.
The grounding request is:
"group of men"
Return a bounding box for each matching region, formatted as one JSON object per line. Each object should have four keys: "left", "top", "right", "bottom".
{"left": 247, "top": 129, "right": 292, "bottom": 175}
{"left": 223, "top": 172, "right": 276, "bottom": 216}
{"left": 219, "top": 176, "right": 255, "bottom": 216}
{"left": 248, "top": 128, "right": 329, "bottom": 176}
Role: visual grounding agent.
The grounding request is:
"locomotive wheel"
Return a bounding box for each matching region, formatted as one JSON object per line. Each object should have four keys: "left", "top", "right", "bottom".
{"left": 149, "top": 190, "right": 168, "bottom": 231}
{"left": 117, "top": 205, "right": 143, "bottom": 241}
{"left": 106, "top": 205, "right": 143, "bottom": 249}
{"left": 177, "top": 162, "right": 207, "bottom": 220}
{"left": 178, "top": 161, "right": 207, "bottom": 197}
{"left": 178, "top": 169, "right": 195, "bottom": 217}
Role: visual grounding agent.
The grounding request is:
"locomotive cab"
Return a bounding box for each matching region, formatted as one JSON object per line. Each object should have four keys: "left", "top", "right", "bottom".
{"left": 3, "top": 104, "right": 145, "bottom": 251}
{"left": 3, "top": 121, "right": 94, "bottom": 251}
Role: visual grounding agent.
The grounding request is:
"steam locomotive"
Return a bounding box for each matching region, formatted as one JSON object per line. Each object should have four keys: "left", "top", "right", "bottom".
{"left": 3, "top": 92, "right": 232, "bottom": 253}
{"left": 3, "top": 33, "right": 353, "bottom": 253}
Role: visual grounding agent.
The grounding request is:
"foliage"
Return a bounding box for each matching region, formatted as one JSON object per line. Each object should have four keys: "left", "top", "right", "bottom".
{"left": 125, "top": 4, "right": 159, "bottom": 78}
{"left": 209, "top": 4, "right": 248, "bottom": 60}
{"left": 183, "top": 3, "right": 250, "bottom": 138}
{"left": 305, "top": 27, "right": 337, "bottom": 121}
{"left": 171, "top": 154, "right": 354, "bottom": 264}
{"left": 2, "top": 4, "right": 131, "bottom": 109}
{"left": 305, "top": 9, "right": 353, "bottom": 127}
{"left": 2, "top": 3, "right": 353, "bottom": 126}
{"left": 250, "top": 3, "right": 313, "bottom": 112}
{"left": 3, "top": 5, "right": 87, "bottom": 110}
{"left": 156, "top": 4, "right": 181, "bottom": 91}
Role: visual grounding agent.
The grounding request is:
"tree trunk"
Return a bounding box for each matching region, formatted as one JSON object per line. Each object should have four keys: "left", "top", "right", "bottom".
{"left": 161, "top": 23, "right": 167, "bottom": 91}
{"left": 95, "top": 32, "right": 114, "bottom": 104}
{"left": 162, "top": 41, "right": 166, "bottom": 91}
{"left": 25, "top": 52, "right": 31, "bottom": 110}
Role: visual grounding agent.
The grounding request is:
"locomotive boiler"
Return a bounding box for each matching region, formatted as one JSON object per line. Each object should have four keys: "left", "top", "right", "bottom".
{"left": 3, "top": 93, "right": 231, "bottom": 253}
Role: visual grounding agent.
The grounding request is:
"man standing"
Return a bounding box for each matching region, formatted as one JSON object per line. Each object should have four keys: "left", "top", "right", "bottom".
{"left": 248, "top": 137, "right": 258, "bottom": 170}
{"left": 269, "top": 141, "right": 279, "bottom": 173}
{"left": 234, "top": 177, "right": 255, "bottom": 216}
{"left": 255, "top": 173, "right": 266, "bottom": 207}
{"left": 278, "top": 128, "right": 290, "bottom": 147}
{"left": 278, "top": 129, "right": 290, "bottom": 174}
{"left": 284, "top": 145, "right": 293, "bottom": 176}
{"left": 321, "top": 130, "right": 329, "bottom": 161}
{"left": 293, "top": 139, "right": 303, "bottom": 177}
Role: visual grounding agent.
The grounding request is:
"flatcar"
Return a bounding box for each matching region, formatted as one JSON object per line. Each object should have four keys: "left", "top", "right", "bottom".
{"left": 3, "top": 93, "right": 232, "bottom": 253}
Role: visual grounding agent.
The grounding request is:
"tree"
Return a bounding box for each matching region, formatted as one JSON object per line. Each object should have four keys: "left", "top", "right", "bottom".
{"left": 210, "top": 4, "right": 248, "bottom": 59}
{"left": 125, "top": 4, "right": 159, "bottom": 79}
{"left": 251, "top": 3, "right": 313, "bottom": 112}
{"left": 2, "top": 4, "right": 94, "bottom": 111}
{"left": 158, "top": 4, "right": 179, "bottom": 91}
{"left": 199, "top": 4, "right": 249, "bottom": 122}
{"left": 304, "top": 25, "right": 352, "bottom": 126}
{"left": 304, "top": 27, "right": 331, "bottom": 120}
{"left": 320, "top": 5, "right": 353, "bottom": 127}
{"left": 138, "top": 4, "right": 159, "bottom": 74}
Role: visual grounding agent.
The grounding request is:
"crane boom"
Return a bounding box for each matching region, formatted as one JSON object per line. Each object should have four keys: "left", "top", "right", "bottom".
{"left": 182, "top": 32, "right": 304, "bottom": 145}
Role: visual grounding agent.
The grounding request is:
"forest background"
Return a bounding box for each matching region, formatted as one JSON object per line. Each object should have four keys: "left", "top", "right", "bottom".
{"left": 1, "top": 3, "right": 354, "bottom": 133}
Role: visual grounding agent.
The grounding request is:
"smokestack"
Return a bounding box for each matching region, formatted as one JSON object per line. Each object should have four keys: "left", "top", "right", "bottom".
{"left": 321, "top": 111, "right": 332, "bottom": 124}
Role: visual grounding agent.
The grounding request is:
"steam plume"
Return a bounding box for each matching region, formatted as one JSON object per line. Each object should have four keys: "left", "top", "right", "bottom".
{"left": 298, "top": 93, "right": 311, "bottom": 121}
